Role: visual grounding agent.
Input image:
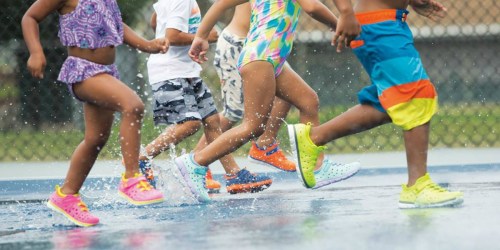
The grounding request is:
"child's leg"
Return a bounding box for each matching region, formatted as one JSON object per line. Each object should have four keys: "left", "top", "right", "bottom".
{"left": 194, "top": 113, "right": 236, "bottom": 151}
{"left": 72, "top": 74, "right": 145, "bottom": 179}
{"left": 142, "top": 121, "right": 202, "bottom": 160}
{"left": 61, "top": 103, "right": 114, "bottom": 194}
{"left": 403, "top": 122, "right": 429, "bottom": 186}
{"left": 275, "top": 65, "right": 319, "bottom": 126}
{"left": 309, "top": 104, "right": 392, "bottom": 146}
{"left": 255, "top": 97, "right": 291, "bottom": 147}
{"left": 274, "top": 65, "right": 323, "bottom": 168}
{"left": 200, "top": 114, "right": 240, "bottom": 175}
{"left": 193, "top": 61, "right": 276, "bottom": 166}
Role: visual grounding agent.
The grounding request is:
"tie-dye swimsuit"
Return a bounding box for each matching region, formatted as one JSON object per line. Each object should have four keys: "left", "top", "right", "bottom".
{"left": 237, "top": 0, "right": 301, "bottom": 76}
{"left": 57, "top": 0, "right": 124, "bottom": 100}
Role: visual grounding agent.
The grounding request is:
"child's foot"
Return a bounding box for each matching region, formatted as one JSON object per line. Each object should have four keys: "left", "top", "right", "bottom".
{"left": 205, "top": 168, "right": 221, "bottom": 193}
{"left": 174, "top": 154, "right": 210, "bottom": 202}
{"left": 313, "top": 159, "right": 361, "bottom": 189}
{"left": 399, "top": 173, "right": 464, "bottom": 209}
{"left": 226, "top": 169, "right": 273, "bottom": 194}
{"left": 122, "top": 158, "right": 157, "bottom": 188}
{"left": 47, "top": 185, "right": 99, "bottom": 227}
{"left": 139, "top": 159, "right": 157, "bottom": 188}
{"left": 118, "top": 173, "right": 164, "bottom": 205}
{"left": 287, "top": 123, "right": 326, "bottom": 188}
{"left": 248, "top": 141, "right": 296, "bottom": 172}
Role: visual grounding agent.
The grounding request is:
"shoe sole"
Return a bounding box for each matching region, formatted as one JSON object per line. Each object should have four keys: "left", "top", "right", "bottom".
{"left": 398, "top": 196, "right": 464, "bottom": 209}
{"left": 175, "top": 157, "right": 210, "bottom": 203}
{"left": 312, "top": 165, "right": 361, "bottom": 190}
{"left": 227, "top": 180, "right": 273, "bottom": 194}
{"left": 118, "top": 191, "right": 165, "bottom": 206}
{"left": 287, "top": 125, "right": 314, "bottom": 188}
{"left": 247, "top": 156, "right": 297, "bottom": 172}
{"left": 47, "top": 201, "right": 97, "bottom": 227}
{"left": 207, "top": 188, "right": 220, "bottom": 194}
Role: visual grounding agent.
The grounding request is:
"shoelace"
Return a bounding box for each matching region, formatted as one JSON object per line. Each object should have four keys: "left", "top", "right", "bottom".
{"left": 424, "top": 181, "right": 447, "bottom": 193}
{"left": 77, "top": 201, "right": 89, "bottom": 212}
{"left": 136, "top": 180, "right": 152, "bottom": 191}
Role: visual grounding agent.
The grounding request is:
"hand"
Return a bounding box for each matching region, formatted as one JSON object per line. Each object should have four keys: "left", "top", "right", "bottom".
{"left": 27, "top": 52, "right": 46, "bottom": 79}
{"left": 147, "top": 38, "right": 169, "bottom": 54}
{"left": 189, "top": 36, "right": 210, "bottom": 64}
{"left": 208, "top": 29, "right": 219, "bottom": 43}
{"left": 410, "top": 0, "right": 447, "bottom": 21}
{"left": 331, "top": 11, "right": 360, "bottom": 53}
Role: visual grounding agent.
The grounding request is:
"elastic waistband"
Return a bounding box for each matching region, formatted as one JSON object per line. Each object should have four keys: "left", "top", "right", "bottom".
{"left": 221, "top": 29, "right": 246, "bottom": 46}
{"left": 355, "top": 9, "right": 409, "bottom": 25}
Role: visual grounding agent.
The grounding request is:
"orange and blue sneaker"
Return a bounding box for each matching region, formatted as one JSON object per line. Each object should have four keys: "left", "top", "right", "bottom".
{"left": 174, "top": 154, "right": 211, "bottom": 202}
{"left": 248, "top": 141, "right": 296, "bottom": 172}
{"left": 225, "top": 169, "right": 273, "bottom": 194}
{"left": 287, "top": 123, "right": 326, "bottom": 188}
{"left": 47, "top": 185, "right": 99, "bottom": 227}
{"left": 139, "top": 159, "right": 157, "bottom": 188}
{"left": 399, "top": 173, "right": 464, "bottom": 209}
{"left": 313, "top": 158, "right": 361, "bottom": 189}
{"left": 205, "top": 168, "right": 221, "bottom": 193}
{"left": 118, "top": 173, "right": 164, "bottom": 205}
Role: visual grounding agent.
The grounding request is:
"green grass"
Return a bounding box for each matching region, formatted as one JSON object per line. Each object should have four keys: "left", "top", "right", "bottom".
{"left": 1, "top": 104, "right": 498, "bottom": 161}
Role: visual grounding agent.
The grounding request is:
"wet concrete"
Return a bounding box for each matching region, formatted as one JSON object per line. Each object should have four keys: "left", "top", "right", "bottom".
{"left": 1, "top": 160, "right": 500, "bottom": 250}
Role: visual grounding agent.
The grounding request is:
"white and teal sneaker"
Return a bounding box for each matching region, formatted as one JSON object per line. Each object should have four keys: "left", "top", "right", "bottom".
{"left": 174, "top": 154, "right": 210, "bottom": 203}
{"left": 313, "top": 159, "right": 360, "bottom": 189}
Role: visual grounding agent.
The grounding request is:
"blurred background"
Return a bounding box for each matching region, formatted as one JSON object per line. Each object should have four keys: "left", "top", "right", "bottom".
{"left": 0, "top": 0, "right": 498, "bottom": 162}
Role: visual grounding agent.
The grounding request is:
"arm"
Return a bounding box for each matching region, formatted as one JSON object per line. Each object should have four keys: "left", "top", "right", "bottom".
{"left": 189, "top": 0, "right": 247, "bottom": 63}
{"left": 410, "top": 0, "right": 447, "bottom": 21}
{"left": 151, "top": 11, "right": 157, "bottom": 32}
{"left": 21, "top": 0, "right": 66, "bottom": 79}
{"left": 296, "top": 0, "right": 337, "bottom": 30}
{"left": 167, "top": 28, "right": 219, "bottom": 46}
{"left": 330, "top": 0, "right": 360, "bottom": 52}
{"left": 123, "top": 23, "right": 169, "bottom": 54}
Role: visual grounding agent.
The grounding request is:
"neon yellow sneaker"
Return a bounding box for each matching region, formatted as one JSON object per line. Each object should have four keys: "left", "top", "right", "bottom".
{"left": 287, "top": 123, "right": 325, "bottom": 188}
{"left": 399, "top": 173, "right": 463, "bottom": 209}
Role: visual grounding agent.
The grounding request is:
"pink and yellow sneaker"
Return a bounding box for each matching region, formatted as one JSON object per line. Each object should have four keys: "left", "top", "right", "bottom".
{"left": 47, "top": 185, "right": 99, "bottom": 227}
{"left": 118, "top": 173, "right": 165, "bottom": 205}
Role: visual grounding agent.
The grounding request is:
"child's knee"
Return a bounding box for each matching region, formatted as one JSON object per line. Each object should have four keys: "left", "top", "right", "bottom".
{"left": 123, "top": 99, "right": 145, "bottom": 117}
{"left": 84, "top": 133, "right": 110, "bottom": 150}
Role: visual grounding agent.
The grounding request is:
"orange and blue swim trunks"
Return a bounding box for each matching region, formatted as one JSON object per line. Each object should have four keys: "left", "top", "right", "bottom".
{"left": 351, "top": 9, "right": 438, "bottom": 130}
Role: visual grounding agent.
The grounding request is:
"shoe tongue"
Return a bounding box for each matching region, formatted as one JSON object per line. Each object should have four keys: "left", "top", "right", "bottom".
{"left": 414, "top": 174, "right": 432, "bottom": 191}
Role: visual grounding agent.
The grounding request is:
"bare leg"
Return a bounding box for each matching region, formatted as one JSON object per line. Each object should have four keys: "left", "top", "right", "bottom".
{"left": 201, "top": 114, "right": 240, "bottom": 175}
{"left": 255, "top": 97, "right": 291, "bottom": 147}
{"left": 309, "top": 104, "right": 391, "bottom": 146}
{"left": 194, "top": 113, "right": 236, "bottom": 151}
{"left": 404, "top": 123, "right": 430, "bottom": 186}
{"left": 274, "top": 65, "right": 323, "bottom": 168}
{"left": 193, "top": 61, "right": 276, "bottom": 166}
{"left": 62, "top": 74, "right": 145, "bottom": 194}
{"left": 61, "top": 103, "right": 114, "bottom": 194}
{"left": 141, "top": 120, "right": 202, "bottom": 160}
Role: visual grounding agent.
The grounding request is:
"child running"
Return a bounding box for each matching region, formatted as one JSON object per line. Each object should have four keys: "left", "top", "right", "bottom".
{"left": 142, "top": 0, "right": 272, "bottom": 196}
{"left": 195, "top": 3, "right": 296, "bottom": 174}
{"left": 180, "top": 0, "right": 363, "bottom": 202}
{"left": 288, "top": 0, "right": 464, "bottom": 208}
{"left": 22, "top": 0, "right": 167, "bottom": 227}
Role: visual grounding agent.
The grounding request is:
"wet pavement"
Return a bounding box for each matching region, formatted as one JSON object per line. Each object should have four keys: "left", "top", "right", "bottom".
{"left": 1, "top": 151, "right": 500, "bottom": 250}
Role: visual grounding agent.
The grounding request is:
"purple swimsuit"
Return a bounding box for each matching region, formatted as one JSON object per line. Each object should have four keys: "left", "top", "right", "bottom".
{"left": 57, "top": 0, "right": 124, "bottom": 100}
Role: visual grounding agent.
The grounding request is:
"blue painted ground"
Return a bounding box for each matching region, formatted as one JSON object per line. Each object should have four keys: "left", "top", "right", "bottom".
{"left": 1, "top": 160, "right": 500, "bottom": 249}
